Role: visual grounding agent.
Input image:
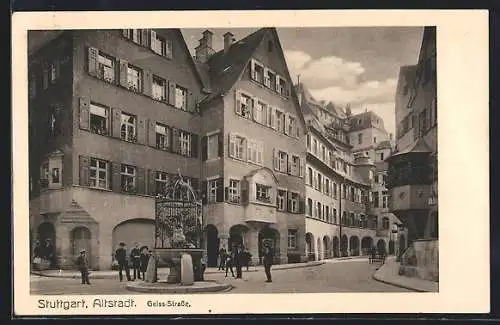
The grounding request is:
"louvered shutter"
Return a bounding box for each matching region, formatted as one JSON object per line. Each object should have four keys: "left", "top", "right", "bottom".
{"left": 111, "top": 108, "right": 122, "bottom": 139}
{"left": 240, "top": 179, "right": 249, "bottom": 205}
{"left": 284, "top": 113, "right": 290, "bottom": 135}
{"left": 143, "top": 69, "right": 153, "bottom": 97}
{"left": 235, "top": 90, "right": 242, "bottom": 115}
{"left": 171, "top": 128, "right": 180, "bottom": 154}
{"left": 149, "top": 30, "right": 157, "bottom": 52}
{"left": 191, "top": 134, "right": 198, "bottom": 158}
{"left": 168, "top": 81, "right": 176, "bottom": 106}
{"left": 166, "top": 40, "right": 173, "bottom": 59}
{"left": 187, "top": 91, "right": 195, "bottom": 113}
{"left": 201, "top": 136, "right": 208, "bottom": 161}
{"left": 111, "top": 162, "right": 122, "bottom": 192}
{"left": 218, "top": 133, "right": 223, "bottom": 158}
{"left": 299, "top": 157, "right": 305, "bottom": 178}
{"left": 148, "top": 169, "right": 156, "bottom": 196}
{"left": 273, "top": 149, "right": 279, "bottom": 171}
{"left": 287, "top": 154, "right": 292, "bottom": 175}
{"left": 78, "top": 97, "right": 90, "bottom": 130}
{"left": 141, "top": 29, "right": 149, "bottom": 47}
{"left": 136, "top": 167, "right": 146, "bottom": 194}
{"left": 119, "top": 60, "right": 128, "bottom": 87}
{"left": 87, "top": 47, "right": 99, "bottom": 77}
{"left": 148, "top": 119, "right": 156, "bottom": 147}
{"left": 79, "top": 156, "right": 90, "bottom": 186}
{"left": 137, "top": 116, "right": 147, "bottom": 145}
{"left": 228, "top": 133, "right": 235, "bottom": 158}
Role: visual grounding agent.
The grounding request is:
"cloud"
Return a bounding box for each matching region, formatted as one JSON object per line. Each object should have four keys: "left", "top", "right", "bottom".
{"left": 284, "top": 50, "right": 365, "bottom": 89}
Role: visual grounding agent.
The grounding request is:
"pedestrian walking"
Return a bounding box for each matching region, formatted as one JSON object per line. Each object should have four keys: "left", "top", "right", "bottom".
{"left": 243, "top": 248, "right": 252, "bottom": 271}
{"left": 218, "top": 246, "right": 226, "bottom": 271}
{"left": 200, "top": 252, "right": 208, "bottom": 281}
{"left": 139, "top": 246, "right": 149, "bottom": 281}
{"left": 130, "top": 242, "right": 141, "bottom": 280}
{"left": 145, "top": 250, "right": 157, "bottom": 283}
{"left": 234, "top": 247, "right": 243, "bottom": 279}
{"left": 262, "top": 242, "right": 273, "bottom": 283}
{"left": 115, "top": 242, "right": 132, "bottom": 281}
{"left": 76, "top": 249, "right": 91, "bottom": 285}
{"left": 224, "top": 250, "right": 235, "bottom": 278}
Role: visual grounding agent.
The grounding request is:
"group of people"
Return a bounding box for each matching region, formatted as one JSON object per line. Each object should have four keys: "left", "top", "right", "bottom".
{"left": 217, "top": 242, "right": 274, "bottom": 283}
{"left": 368, "top": 245, "right": 387, "bottom": 264}
{"left": 32, "top": 238, "right": 56, "bottom": 268}
{"left": 114, "top": 242, "right": 153, "bottom": 282}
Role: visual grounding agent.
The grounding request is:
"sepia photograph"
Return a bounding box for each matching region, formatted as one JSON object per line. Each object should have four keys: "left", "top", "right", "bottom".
{"left": 12, "top": 10, "right": 489, "bottom": 315}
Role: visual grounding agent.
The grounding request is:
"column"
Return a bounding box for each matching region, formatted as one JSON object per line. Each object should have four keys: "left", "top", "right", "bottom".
{"left": 57, "top": 223, "right": 72, "bottom": 269}
{"left": 245, "top": 229, "right": 260, "bottom": 266}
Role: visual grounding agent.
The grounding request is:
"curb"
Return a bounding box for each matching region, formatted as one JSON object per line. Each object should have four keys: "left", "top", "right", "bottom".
{"left": 31, "top": 261, "right": 326, "bottom": 279}
{"left": 125, "top": 281, "right": 232, "bottom": 294}
{"left": 371, "top": 263, "right": 427, "bottom": 293}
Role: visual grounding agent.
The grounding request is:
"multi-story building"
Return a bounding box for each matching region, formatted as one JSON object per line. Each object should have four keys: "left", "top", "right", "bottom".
{"left": 296, "top": 83, "right": 401, "bottom": 260}
{"left": 28, "top": 27, "right": 308, "bottom": 270}
{"left": 195, "top": 28, "right": 307, "bottom": 266}
{"left": 387, "top": 27, "right": 437, "bottom": 281}
{"left": 29, "top": 29, "right": 206, "bottom": 270}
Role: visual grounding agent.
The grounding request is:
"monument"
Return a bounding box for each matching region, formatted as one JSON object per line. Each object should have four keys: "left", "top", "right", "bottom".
{"left": 126, "top": 171, "right": 231, "bottom": 293}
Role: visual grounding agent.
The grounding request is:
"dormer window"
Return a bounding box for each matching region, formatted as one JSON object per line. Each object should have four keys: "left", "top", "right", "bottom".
{"left": 265, "top": 69, "right": 276, "bottom": 89}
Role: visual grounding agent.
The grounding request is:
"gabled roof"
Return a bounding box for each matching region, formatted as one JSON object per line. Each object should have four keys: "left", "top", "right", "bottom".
{"left": 390, "top": 138, "right": 432, "bottom": 159}
{"left": 200, "top": 28, "right": 307, "bottom": 129}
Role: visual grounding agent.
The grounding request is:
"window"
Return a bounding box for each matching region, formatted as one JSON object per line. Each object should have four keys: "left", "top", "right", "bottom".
{"left": 275, "top": 110, "right": 285, "bottom": 132}
{"left": 313, "top": 139, "right": 318, "bottom": 155}
{"left": 278, "top": 151, "right": 288, "bottom": 173}
{"left": 90, "top": 103, "right": 109, "bottom": 135}
{"left": 382, "top": 217, "right": 390, "bottom": 230}
{"left": 288, "top": 192, "right": 299, "bottom": 213}
{"left": 287, "top": 115, "right": 296, "bottom": 136}
{"left": 256, "top": 184, "right": 271, "bottom": 203}
{"left": 129, "top": 29, "right": 142, "bottom": 44}
{"left": 155, "top": 123, "right": 170, "bottom": 151}
{"left": 236, "top": 93, "right": 252, "bottom": 119}
{"left": 247, "top": 139, "right": 264, "bottom": 165}
{"left": 277, "top": 77, "right": 288, "bottom": 97}
{"left": 253, "top": 62, "right": 264, "bottom": 83}
{"left": 380, "top": 152, "right": 385, "bottom": 161}
{"left": 227, "top": 179, "right": 240, "bottom": 203}
{"left": 350, "top": 187, "right": 355, "bottom": 202}
{"left": 229, "top": 134, "right": 246, "bottom": 160}
{"left": 120, "top": 112, "right": 137, "bottom": 142}
{"left": 306, "top": 134, "right": 311, "bottom": 150}
{"left": 287, "top": 229, "right": 297, "bottom": 249}
{"left": 98, "top": 52, "right": 116, "bottom": 83}
{"left": 358, "top": 133, "right": 363, "bottom": 145}
{"left": 333, "top": 209, "right": 337, "bottom": 224}
{"left": 207, "top": 133, "right": 219, "bottom": 160}
{"left": 207, "top": 178, "right": 222, "bottom": 203}
{"left": 290, "top": 155, "right": 300, "bottom": 176}
{"left": 373, "top": 191, "right": 380, "bottom": 208}
{"left": 152, "top": 76, "right": 167, "bottom": 101}
{"left": 52, "top": 168, "right": 60, "bottom": 183}
{"left": 307, "top": 198, "right": 313, "bottom": 215}
{"left": 325, "top": 179, "right": 330, "bottom": 195}
{"left": 120, "top": 164, "right": 136, "bottom": 192}
{"left": 322, "top": 146, "right": 326, "bottom": 161}
{"left": 369, "top": 170, "right": 374, "bottom": 181}
{"left": 382, "top": 191, "right": 388, "bottom": 208}
{"left": 317, "top": 174, "right": 322, "bottom": 192}
{"left": 175, "top": 86, "right": 187, "bottom": 110}
{"left": 317, "top": 202, "right": 322, "bottom": 219}
{"left": 342, "top": 184, "right": 347, "bottom": 199}
{"left": 307, "top": 167, "right": 313, "bottom": 186}
{"left": 89, "top": 158, "right": 109, "bottom": 189}
{"left": 155, "top": 171, "right": 169, "bottom": 195}
{"left": 254, "top": 101, "right": 266, "bottom": 125}
{"left": 266, "top": 105, "right": 274, "bottom": 127}
{"left": 152, "top": 34, "right": 167, "bottom": 56}
{"left": 325, "top": 206, "right": 330, "bottom": 222}
{"left": 179, "top": 131, "right": 191, "bottom": 156}
{"left": 333, "top": 183, "right": 337, "bottom": 199}
{"left": 265, "top": 69, "right": 276, "bottom": 89}
{"left": 277, "top": 189, "right": 286, "bottom": 211}
{"left": 374, "top": 174, "right": 379, "bottom": 184}
{"left": 373, "top": 137, "right": 377, "bottom": 143}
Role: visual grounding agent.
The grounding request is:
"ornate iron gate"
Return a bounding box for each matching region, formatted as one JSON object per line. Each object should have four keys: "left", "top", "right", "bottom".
{"left": 154, "top": 173, "right": 203, "bottom": 249}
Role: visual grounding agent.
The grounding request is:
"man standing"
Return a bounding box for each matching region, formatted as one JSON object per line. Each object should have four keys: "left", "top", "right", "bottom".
{"left": 262, "top": 242, "right": 273, "bottom": 283}
{"left": 130, "top": 242, "right": 141, "bottom": 280}
{"left": 76, "top": 249, "right": 91, "bottom": 285}
{"left": 234, "top": 247, "right": 243, "bottom": 279}
{"left": 218, "top": 245, "right": 226, "bottom": 271}
{"left": 115, "top": 242, "right": 132, "bottom": 282}
{"left": 44, "top": 238, "right": 55, "bottom": 268}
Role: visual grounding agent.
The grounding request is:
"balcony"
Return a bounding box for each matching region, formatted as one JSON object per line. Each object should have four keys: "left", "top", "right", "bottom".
{"left": 245, "top": 202, "right": 277, "bottom": 224}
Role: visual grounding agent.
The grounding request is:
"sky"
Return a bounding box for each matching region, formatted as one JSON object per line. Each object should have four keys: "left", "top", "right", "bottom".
{"left": 182, "top": 27, "right": 424, "bottom": 136}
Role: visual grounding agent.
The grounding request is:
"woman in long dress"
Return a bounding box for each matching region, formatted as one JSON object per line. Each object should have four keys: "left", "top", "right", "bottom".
{"left": 145, "top": 250, "right": 157, "bottom": 283}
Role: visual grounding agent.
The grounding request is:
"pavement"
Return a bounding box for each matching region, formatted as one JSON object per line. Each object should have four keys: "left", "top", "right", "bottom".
{"left": 372, "top": 256, "right": 439, "bottom": 292}
{"left": 31, "top": 256, "right": 410, "bottom": 295}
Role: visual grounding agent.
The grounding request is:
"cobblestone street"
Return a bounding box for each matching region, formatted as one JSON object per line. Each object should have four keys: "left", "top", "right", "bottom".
{"left": 30, "top": 259, "right": 410, "bottom": 295}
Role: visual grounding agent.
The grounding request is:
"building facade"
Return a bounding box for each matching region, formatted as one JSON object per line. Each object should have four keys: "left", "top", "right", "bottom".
{"left": 387, "top": 27, "right": 437, "bottom": 281}
{"left": 296, "top": 84, "right": 404, "bottom": 261}
{"left": 28, "top": 28, "right": 308, "bottom": 270}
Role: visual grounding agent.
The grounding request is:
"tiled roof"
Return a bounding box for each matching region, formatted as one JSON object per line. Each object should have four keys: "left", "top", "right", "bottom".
{"left": 348, "top": 111, "right": 387, "bottom": 132}
{"left": 390, "top": 138, "right": 432, "bottom": 158}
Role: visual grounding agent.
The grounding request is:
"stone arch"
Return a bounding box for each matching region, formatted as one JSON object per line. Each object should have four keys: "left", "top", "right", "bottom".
{"left": 361, "top": 236, "right": 373, "bottom": 255}
{"left": 38, "top": 221, "right": 56, "bottom": 268}
{"left": 316, "top": 237, "right": 322, "bottom": 260}
{"left": 204, "top": 224, "right": 219, "bottom": 267}
{"left": 332, "top": 236, "right": 339, "bottom": 258}
{"left": 323, "top": 235, "right": 331, "bottom": 259}
{"left": 377, "top": 239, "right": 387, "bottom": 255}
{"left": 305, "top": 232, "right": 315, "bottom": 261}
{"left": 112, "top": 218, "right": 155, "bottom": 259}
{"left": 349, "top": 236, "right": 360, "bottom": 256}
{"left": 258, "top": 226, "right": 280, "bottom": 264}
{"left": 229, "top": 224, "right": 249, "bottom": 251}
{"left": 71, "top": 226, "right": 92, "bottom": 267}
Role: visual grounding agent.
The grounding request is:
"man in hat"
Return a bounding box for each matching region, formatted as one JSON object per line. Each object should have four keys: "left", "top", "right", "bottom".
{"left": 115, "top": 242, "right": 131, "bottom": 281}
{"left": 130, "top": 242, "right": 142, "bottom": 280}
{"left": 76, "top": 249, "right": 91, "bottom": 285}
{"left": 262, "top": 242, "right": 274, "bottom": 283}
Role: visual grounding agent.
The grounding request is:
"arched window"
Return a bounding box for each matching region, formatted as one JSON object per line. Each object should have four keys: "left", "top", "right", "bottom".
{"left": 382, "top": 217, "right": 390, "bottom": 230}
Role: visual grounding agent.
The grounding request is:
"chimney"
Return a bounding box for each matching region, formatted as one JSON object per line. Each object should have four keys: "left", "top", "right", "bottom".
{"left": 223, "top": 32, "right": 235, "bottom": 54}
{"left": 195, "top": 30, "right": 214, "bottom": 63}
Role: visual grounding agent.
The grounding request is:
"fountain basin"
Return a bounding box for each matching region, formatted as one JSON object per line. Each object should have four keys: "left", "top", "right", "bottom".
{"left": 126, "top": 280, "right": 232, "bottom": 294}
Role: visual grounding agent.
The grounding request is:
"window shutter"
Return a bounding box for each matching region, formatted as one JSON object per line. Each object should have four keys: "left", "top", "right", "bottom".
{"left": 187, "top": 91, "right": 195, "bottom": 113}
{"left": 201, "top": 136, "right": 208, "bottom": 161}
{"left": 148, "top": 169, "right": 156, "bottom": 196}
{"left": 284, "top": 113, "right": 290, "bottom": 135}
{"left": 273, "top": 149, "right": 279, "bottom": 171}
{"left": 250, "top": 60, "right": 255, "bottom": 80}
{"left": 119, "top": 59, "right": 128, "bottom": 87}
{"left": 137, "top": 116, "right": 147, "bottom": 145}
{"left": 78, "top": 97, "right": 90, "bottom": 130}
{"left": 87, "top": 47, "right": 99, "bottom": 77}
{"left": 235, "top": 91, "right": 242, "bottom": 115}
{"left": 252, "top": 98, "right": 259, "bottom": 122}
{"left": 191, "top": 134, "right": 198, "bottom": 158}
{"left": 287, "top": 155, "right": 292, "bottom": 175}
{"left": 78, "top": 156, "right": 90, "bottom": 186}
{"left": 171, "top": 128, "right": 180, "bottom": 154}
{"left": 216, "top": 178, "right": 224, "bottom": 202}
{"left": 168, "top": 81, "right": 176, "bottom": 106}
{"left": 111, "top": 107, "right": 122, "bottom": 138}
{"left": 143, "top": 69, "right": 153, "bottom": 97}
{"left": 228, "top": 133, "right": 235, "bottom": 158}
{"left": 224, "top": 186, "right": 229, "bottom": 202}
{"left": 136, "top": 167, "right": 146, "bottom": 194}
{"left": 111, "top": 162, "right": 121, "bottom": 192}
{"left": 122, "top": 29, "right": 129, "bottom": 38}
{"left": 275, "top": 75, "right": 280, "bottom": 92}
{"left": 218, "top": 133, "right": 223, "bottom": 158}
{"left": 166, "top": 40, "right": 173, "bottom": 59}
{"left": 148, "top": 119, "right": 156, "bottom": 147}
{"left": 299, "top": 195, "right": 305, "bottom": 214}
{"left": 300, "top": 157, "right": 306, "bottom": 178}
{"left": 141, "top": 29, "right": 149, "bottom": 47}
{"left": 149, "top": 30, "right": 156, "bottom": 51}
{"left": 201, "top": 180, "right": 207, "bottom": 204}
{"left": 240, "top": 179, "right": 249, "bottom": 205}
{"left": 286, "top": 192, "right": 292, "bottom": 212}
